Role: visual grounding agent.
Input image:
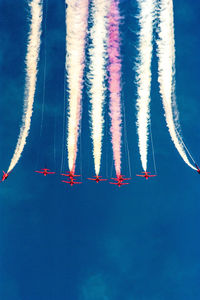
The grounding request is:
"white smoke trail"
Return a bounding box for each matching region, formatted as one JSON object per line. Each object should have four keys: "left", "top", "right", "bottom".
{"left": 88, "top": 0, "right": 109, "bottom": 176}
{"left": 66, "top": 0, "right": 89, "bottom": 173}
{"left": 7, "top": 0, "right": 43, "bottom": 173}
{"left": 108, "top": 0, "right": 122, "bottom": 177}
{"left": 157, "top": 0, "right": 196, "bottom": 170}
{"left": 135, "top": 0, "right": 155, "bottom": 172}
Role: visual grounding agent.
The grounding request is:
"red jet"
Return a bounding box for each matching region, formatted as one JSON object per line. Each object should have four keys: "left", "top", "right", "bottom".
{"left": 62, "top": 179, "right": 82, "bottom": 186}
{"left": 109, "top": 181, "right": 129, "bottom": 187}
{"left": 111, "top": 175, "right": 131, "bottom": 182}
{"left": 136, "top": 171, "right": 157, "bottom": 180}
{"left": 195, "top": 164, "right": 200, "bottom": 174}
{"left": 1, "top": 171, "right": 10, "bottom": 182}
{"left": 35, "top": 168, "right": 55, "bottom": 176}
{"left": 61, "top": 171, "right": 81, "bottom": 180}
{"left": 87, "top": 175, "right": 107, "bottom": 183}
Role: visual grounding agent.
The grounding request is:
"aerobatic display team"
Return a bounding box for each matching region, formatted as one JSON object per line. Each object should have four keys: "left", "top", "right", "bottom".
{"left": 1, "top": 0, "right": 199, "bottom": 187}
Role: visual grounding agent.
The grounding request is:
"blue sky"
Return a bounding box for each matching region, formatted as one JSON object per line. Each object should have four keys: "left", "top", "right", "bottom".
{"left": 0, "top": 0, "right": 200, "bottom": 299}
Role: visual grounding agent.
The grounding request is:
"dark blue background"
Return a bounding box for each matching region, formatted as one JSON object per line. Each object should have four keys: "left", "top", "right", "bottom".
{"left": 0, "top": 0, "right": 200, "bottom": 299}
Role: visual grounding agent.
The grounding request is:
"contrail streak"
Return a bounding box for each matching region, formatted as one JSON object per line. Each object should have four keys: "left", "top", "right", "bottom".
{"left": 157, "top": 0, "right": 196, "bottom": 170}
{"left": 7, "top": 0, "right": 43, "bottom": 173}
{"left": 108, "top": 0, "right": 122, "bottom": 177}
{"left": 135, "top": 0, "right": 155, "bottom": 172}
{"left": 88, "top": 0, "right": 109, "bottom": 176}
{"left": 65, "top": 0, "right": 89, "bottom": 173}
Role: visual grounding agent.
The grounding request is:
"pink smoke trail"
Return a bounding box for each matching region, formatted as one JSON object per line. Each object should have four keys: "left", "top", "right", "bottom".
{"left": 108, "top": 0, "right": 122, "bottom": 177}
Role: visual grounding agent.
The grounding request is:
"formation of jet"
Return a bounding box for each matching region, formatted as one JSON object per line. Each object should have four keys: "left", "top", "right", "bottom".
{"left": 35, "top": 168, "right": 55, "bottom": 176}
{"left": 7, "top": 163, "right": 200, "bottom": 185}
{"left": 88, "top": 175, "right": 107, "bottom": 183}
{"left": 136, "top": 171, "right": 157, "bottom": 180}
{"left": 1, "top": 171, "right": 10, "bottom": 182}
{"left": 61, "top": 171, "right": 82, "bottom": 186}
{"left": 110, "top": 175, "right": 131, "bottom": 187}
